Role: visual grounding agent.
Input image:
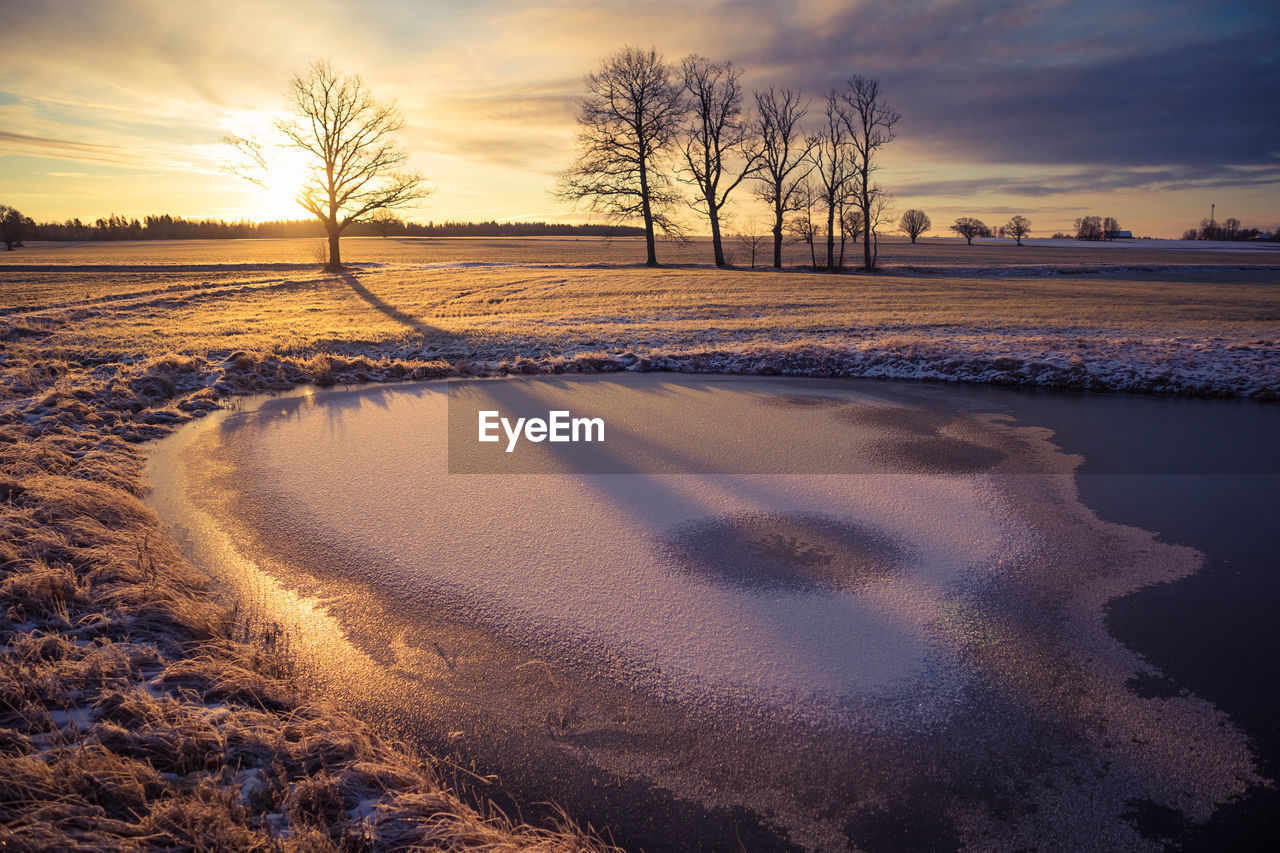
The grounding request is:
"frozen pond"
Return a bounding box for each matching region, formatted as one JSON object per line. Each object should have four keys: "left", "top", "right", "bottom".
{"left": 147, "top": 375, "right": 1278, "bottom": 851}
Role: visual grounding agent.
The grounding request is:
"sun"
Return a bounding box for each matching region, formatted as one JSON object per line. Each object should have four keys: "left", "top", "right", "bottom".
{"left": 222, "top": 112, "right": 317, "bottom": 221}
{"left": 251, "top": 147, "right": 313, "bottom": 221}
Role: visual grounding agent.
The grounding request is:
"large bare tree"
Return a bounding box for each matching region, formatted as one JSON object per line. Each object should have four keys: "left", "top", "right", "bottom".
{"left": 839, "top": 76, "right": 899, "bottom": 271}
{"left": 558, "top": 46, "right": 685, "bottom": 267}
{"left": 752, "top": 87, "right": 814, "bottom": 269}
{"left": 228, "top": 60, "right": 427, "bottom": 271}
{"left": 679, "top": 55, "right": 760, "bottom": 268}
{"left": 898, "top": 209, "right": 930, "bottom": 243}
{"left": 808, "top": 91, "right": 855, "bottom": 270}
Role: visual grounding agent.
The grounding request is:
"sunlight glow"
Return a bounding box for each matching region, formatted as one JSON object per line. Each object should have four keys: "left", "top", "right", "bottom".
{"left": 221, "top": 112, "right": 316, "bottom": 221}
{"left": 252, "top": 147, "right": 312, "bottom": 221}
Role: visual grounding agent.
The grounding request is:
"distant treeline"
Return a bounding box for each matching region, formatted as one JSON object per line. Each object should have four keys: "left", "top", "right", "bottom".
{"left": 23, "top": 213, "right": 646, "bottom": 242}
{"left": 1180, "top": 217, "right": 1276, "bottom": 242}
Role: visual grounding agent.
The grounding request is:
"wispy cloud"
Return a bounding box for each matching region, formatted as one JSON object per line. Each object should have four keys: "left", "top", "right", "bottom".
{"left": 0, "top": 130, "right": 140, "bottom": 167}
{"left": 898, "top": 165, "right": 1280, "bottom": 199}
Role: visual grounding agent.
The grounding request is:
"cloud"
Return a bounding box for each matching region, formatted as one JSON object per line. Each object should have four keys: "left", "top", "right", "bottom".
{"left": 428, "top": 134, "right": 570, "bottom": 172}
{"left": 744, "top": 0, "right": 1279, "bottom": 172}
{"left": 897, "top": 164, "right": 1280, "bottom": 199}
{"left": 0, "top": 130, "right": 133, "bottom": 164}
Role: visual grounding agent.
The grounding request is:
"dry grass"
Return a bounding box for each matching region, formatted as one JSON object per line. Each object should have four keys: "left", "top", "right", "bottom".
{"left": 0, "top": 471, "right": 617, "bottom": 850}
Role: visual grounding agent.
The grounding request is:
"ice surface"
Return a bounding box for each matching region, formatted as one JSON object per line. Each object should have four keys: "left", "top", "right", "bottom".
{"left": 148, "top": 373, "right": 1266, "bottom": 848}
{"left": 218, "top": 376, "right": 1032, "bottom": 721}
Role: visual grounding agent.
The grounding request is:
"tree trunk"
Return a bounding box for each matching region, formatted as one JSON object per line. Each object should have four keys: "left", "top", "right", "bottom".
{"left": 710, "top": 207, "right": 725, "bottom": 267}
{"left": 772, "top": 200, "right": 784, "bottom": 269}
{"left": 326, "top": 228, "right": 342, "bottom": 271}
{"left": 826, "top": 203, "right": 836, "bottom": 270}
{"left": 639, "top": 160, "right": 658, "bottom": 267}
{"left": 642, "top": 217, "right": 658, "bottom": 266}
{"left": 861, "top": 201, "right": 873, "bottom": 271}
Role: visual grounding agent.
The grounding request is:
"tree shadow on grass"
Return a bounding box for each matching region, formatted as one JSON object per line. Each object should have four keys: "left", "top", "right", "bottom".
{"left": 338, "top": 270, "right": 458, "bottom": 343}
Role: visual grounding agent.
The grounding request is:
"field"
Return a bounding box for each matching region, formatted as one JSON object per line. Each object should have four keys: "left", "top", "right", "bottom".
{"left": 2, "top": 236, "right": 1278, "bottom": 402}
{"left": 0, "top": 236, "right": 1277, "bottom": 851}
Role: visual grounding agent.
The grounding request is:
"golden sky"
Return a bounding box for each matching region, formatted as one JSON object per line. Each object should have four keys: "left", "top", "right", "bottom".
{"left": 1, "top": 0, "right": 1276, "bottom": 237}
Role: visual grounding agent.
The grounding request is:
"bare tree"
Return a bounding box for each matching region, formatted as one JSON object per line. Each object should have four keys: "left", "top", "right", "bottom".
{"left": 227, "top": 60, "right": 428, "bottom": 271}
{"left": 898, "top": 209, "right": 930, "bottom": 243}
{"left": 1004, "top": 214, "right": 1031, "bottom": 246}
{"left": 839, "top": 76, "right": 899, "bottom": 271}
{"left": 808, "top": 91, "right": 855, "bottom": 270}
{"left": 679, "top": 55, "right": 760, "bottom": 268}
{"left": 1102, "top": 216, "right": 1121, "bottom": 240}
{"left": 752, "top": 87, "right": 815, "bottom": 269}
{"left": 866, "top": 190, "right": 894, "bottom": 268}
{"left": 558, "top": 46, "right": 685, "bottom": 267}
{"left": 370, "top": 210, "right": 402, "bottom": 238}
{"left": 787, "top": 179, "right": 819, "bottom": 267}
{"left": 737, "top": 219, "right": 767, "bottom": 269}
{"left": 839, "top": 204, "right": 864, "bottom": 267}
{"left": 951, "top": 217, "right": 988, "bottom": 244}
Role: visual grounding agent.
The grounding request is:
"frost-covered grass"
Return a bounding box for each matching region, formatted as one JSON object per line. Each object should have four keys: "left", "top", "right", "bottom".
{"left": 0, "top": 238, "right": 1276, "bottom": 849}
{"left": 1, "top": 238, "right": 1277, "bottom": 400}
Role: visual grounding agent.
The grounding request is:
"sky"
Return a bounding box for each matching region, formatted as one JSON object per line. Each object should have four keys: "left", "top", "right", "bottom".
{"left": 1, "top": 0, "right": 1276, "bottom": 237}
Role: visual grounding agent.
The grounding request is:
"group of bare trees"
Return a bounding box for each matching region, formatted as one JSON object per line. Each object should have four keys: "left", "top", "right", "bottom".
{"left": 1182, "top": 217, "right": 1276, "bottom": 242}
{"left": 212, "top": 57, "right": 1220, "bottom": 270}
{"left": 774, "top": 79, "right": 899, "bottom": 272}
{"left": 946, "top": 215, "right": 1033, "bottom": 245}
{"left": 1072, "top": 215, "right": 1120, "bottom": 241}
{"left": 558, "top": 46, "right": 899, "bottom": 271}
